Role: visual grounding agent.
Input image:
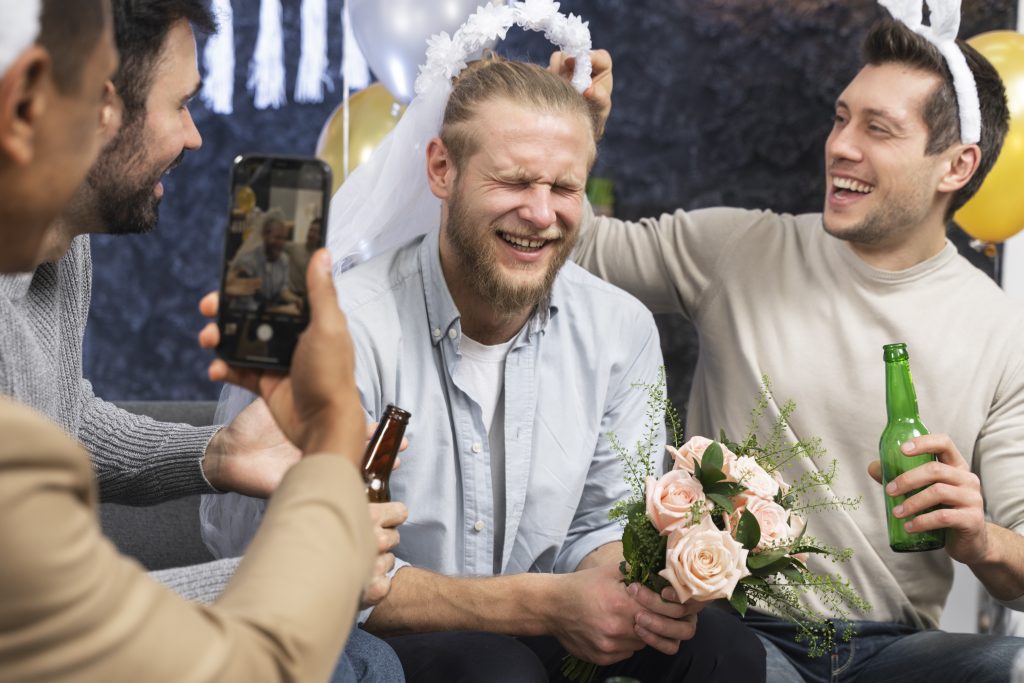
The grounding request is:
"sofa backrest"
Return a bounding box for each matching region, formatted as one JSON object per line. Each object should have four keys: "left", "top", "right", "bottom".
{"left": 99, "top": 401, "right": 218, "bottom": 570}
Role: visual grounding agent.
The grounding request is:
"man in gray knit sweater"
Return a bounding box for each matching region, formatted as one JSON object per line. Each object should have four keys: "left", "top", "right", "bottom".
{"left": 0, "top": 0, "right": 405, "bottom": 681}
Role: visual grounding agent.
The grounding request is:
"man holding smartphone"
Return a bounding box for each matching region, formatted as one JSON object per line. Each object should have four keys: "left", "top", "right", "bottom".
{"left": 0, "top": 0, "right": 379, "bottom": 680}
{"left": 0, "top": 0, "right": 405, "bottom": 681}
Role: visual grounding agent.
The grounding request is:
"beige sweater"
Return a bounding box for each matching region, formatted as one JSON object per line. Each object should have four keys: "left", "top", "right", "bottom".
{"left": 574, "top": 205, "right": 1024, "bottom": 629}
{"left": 0, "top": 398, "right": 374, "bottom": 682}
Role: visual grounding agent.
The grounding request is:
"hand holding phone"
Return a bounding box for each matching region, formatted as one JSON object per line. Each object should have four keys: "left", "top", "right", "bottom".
{"left": 217, "top": 154, "right": 331, "bottom": 369}
{"left": 200, "top": 249, "right": 365, "bottom": 462}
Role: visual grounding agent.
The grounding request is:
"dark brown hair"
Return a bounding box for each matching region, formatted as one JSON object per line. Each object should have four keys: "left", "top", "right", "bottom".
{"left": 862, "top": 19, "right": 1010, "bottom": 217}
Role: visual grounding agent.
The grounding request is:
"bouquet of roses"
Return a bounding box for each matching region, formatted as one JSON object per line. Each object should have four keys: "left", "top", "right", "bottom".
{"left": 562, "top": 374, "right": 870, "bottom": 682}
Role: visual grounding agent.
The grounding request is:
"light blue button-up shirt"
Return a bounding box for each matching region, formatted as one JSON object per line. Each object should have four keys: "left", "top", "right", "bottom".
{"left": 339, "top": 228, "right": 664, "bottom": 579}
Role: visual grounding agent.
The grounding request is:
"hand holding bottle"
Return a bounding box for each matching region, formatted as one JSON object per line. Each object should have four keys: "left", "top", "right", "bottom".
{"left": 868, "top": 433, "right": 988, "bottom": 565}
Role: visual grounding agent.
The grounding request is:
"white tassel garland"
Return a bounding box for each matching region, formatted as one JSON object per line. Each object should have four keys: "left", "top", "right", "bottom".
{"left": 247, "top": 0, "right": 286, "bottom": 110}
{"left": 201, "top": 0, "right": 235, "bottom": 115}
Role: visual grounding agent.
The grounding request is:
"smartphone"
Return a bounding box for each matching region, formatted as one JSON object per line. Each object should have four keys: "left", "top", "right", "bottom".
{"left": 216, "top": 154, "right": 331, "bottom": 369}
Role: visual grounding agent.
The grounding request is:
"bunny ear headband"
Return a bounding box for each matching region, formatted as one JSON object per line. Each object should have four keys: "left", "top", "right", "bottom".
{"left": 0, "top": 0, "right": 42, "bottom": 77}
{"left": 325, "top": 0, "right": 593, "bottom": 273}
{"left": 878, "top": 0, "right": 980, "bottom": 144}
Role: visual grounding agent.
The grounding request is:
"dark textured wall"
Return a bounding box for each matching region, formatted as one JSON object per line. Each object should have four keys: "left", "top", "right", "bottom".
{"left": 84, "top": 0, "right": 1016, "bottom": 404}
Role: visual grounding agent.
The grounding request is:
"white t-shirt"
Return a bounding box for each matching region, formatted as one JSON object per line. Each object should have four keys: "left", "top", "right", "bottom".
{"left": 456, "top": 334, "right": 514, "bottom": 573}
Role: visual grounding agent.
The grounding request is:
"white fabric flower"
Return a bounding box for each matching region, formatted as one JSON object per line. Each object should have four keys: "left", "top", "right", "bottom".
{"left": 464, "top": 4, "right": 513, "bottom": 48}
{"left": 515, "top": 0, "right": 561, "bottom": 30}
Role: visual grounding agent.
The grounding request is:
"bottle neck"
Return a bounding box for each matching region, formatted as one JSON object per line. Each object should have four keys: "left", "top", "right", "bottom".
{"left": 885, "top": 358, "right": 920, "bottom": 421}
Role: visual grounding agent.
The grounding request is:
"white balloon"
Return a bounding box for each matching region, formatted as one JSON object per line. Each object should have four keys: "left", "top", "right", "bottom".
{"left": 348, "top": 0, "right": 501, "bottom": 103}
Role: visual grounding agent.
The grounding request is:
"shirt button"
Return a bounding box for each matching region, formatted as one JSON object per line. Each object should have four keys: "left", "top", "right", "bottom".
{"left": 448, "top": 328, "right": 458, "bottom": 340}
{"left": 432, "top": 328, "right": 441, "bottom": 338}
{"left": 471, "top": 442, "right": 482, "bottom": 453}
{"left": 473, "top": 520, "right": 485, "bottom": 532}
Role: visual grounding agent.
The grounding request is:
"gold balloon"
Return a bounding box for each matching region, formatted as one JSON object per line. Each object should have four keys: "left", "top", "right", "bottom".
{"left": 955, "top": 31, "right": 1024, "bottom": 243}
{"left": 315, "top": 83, "right": 406, "bottom": 195}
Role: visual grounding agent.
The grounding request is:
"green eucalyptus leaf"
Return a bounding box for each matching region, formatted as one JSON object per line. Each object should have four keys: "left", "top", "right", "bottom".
{"left": 729, "top": 588, "right": 749, "bottom": 616}
{"left": 623, "top": 525, "right": 637, "bottom": 559}
{"left": 740, "top": 575, "right": 770, "bottom": 589}
{"left": 790, "top": 542, "right": 832, "bottom": 555}
{"left": 747, "top": 547, "right": 790, "bottom": 569}
{"left": 781, "top": 566, "right": 804, "bottom": 584}
{"left": 736, "top": 508, "right": 762, "bottom": 551}
{"left": 750, "top": 556, "right": 795, "bottom": 576}
{"left": 706, "top": 492, "right": 735, "bottom": 514}
{"left": 704, "top": 481, "right": 746, "bottom": 497}
{"left": 703, "top": 442, "right": 724, "bottom": 472}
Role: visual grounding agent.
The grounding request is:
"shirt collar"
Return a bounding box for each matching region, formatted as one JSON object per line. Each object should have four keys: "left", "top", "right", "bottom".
{"left": 417, "top": 227, "right": 562, "bottom": 347}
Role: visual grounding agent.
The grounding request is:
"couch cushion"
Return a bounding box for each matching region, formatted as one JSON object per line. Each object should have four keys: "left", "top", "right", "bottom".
{"left": 99, "top": 401, "right": 218, "bottom": 570}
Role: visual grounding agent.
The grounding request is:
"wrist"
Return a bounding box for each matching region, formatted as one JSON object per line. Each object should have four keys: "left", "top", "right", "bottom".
{"left": 522, "top": 572, "right": 563, "bottom": 636}
{"left": 303, "top": 403, "right": 365, "bottom": 463}
{"left": 200, "top": 426, "right": 229, "bottom": 490}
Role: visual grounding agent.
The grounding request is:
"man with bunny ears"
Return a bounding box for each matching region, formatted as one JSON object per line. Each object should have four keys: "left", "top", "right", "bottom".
{"left": 573, "top": 5, "right": 1024, "bottom": 683}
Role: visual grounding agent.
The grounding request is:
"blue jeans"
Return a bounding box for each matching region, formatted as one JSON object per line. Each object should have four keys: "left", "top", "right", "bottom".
{"left": 743, "top": 610, "right": 1024, "bottom": 683}
{"left": 331, "top": 626, "right": 405, "bottom": 683}
{"left": 385, "top": 606, "right": 765, "bottom": 682}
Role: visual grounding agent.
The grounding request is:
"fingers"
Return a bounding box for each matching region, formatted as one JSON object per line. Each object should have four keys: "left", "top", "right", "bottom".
{"left": 305, "top": 249, "right": 341, "bottom": 326}
{"left": 627, "top": 582, "right": 698, "bottom": 654}
{"left": 903, "top": 504, "right": 985, "bottom": 535}
{"left": 627, "top": 583, "right": 686, "bottom": 619}
{"left": 635, "top": 613, "right": 697, "bottom": 654}
{"left": 901, "top": 434, "right": 968, "bottom": 469}
{"left": 887, "top": 460, "right": 979, "bottom": 497}
{"left": 589, "top": 48, "right": 612, "bottom": 78}
{"left": 198, "top": 321, "right": 220, "bottom": 350}
{"left": 360, "top": 553, "right": 396, "bottom": 608}
{"left": 370, "top": 501, "right": 410, "bottom": 529}
{"left": 867, "top": 459, "right": 883, "bottom": 484}
{"left": 548, "top": 50, "right": 572, "bottom": 77}
{"left": 199, "top": 291, "right": 219, "bottom": 317}
{"left": 893, "top": 480, "right": 982, "bottom": 518}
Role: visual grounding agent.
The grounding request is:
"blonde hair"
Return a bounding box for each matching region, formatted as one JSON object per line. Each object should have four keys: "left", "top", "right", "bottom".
{"left": 440, "top": 57, "right": 598, "bottom": 169}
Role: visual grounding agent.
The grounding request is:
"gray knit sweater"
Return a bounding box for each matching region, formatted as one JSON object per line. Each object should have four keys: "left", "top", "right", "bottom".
{"left": 0, "top": 235, "right": 238, "bottom": 601}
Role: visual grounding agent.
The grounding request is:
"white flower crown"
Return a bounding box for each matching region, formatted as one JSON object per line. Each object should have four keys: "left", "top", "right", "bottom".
{"left": 414, "top": 0, "right": 593, "bottom": 97}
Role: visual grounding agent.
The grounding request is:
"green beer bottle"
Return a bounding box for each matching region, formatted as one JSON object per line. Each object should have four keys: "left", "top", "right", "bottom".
{"left": 879, "top": 343, "right": 945, "bottom": 552}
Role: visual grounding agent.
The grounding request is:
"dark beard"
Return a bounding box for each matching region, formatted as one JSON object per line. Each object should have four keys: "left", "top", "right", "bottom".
{"left": 445, "top": 184, "right": 575, "bottom": 316}
{"left": 85, "top": 120, "right": 178, "bottom": 235}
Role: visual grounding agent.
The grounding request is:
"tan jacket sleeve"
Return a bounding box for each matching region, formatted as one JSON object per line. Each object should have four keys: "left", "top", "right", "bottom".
{"left": 0, "top": 398, "right": 374, "bottom": 683}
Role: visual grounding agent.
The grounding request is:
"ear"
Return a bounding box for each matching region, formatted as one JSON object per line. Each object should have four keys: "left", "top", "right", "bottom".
{"left": 426, "top": 137, "right": 457, "bottom": 200}
{"left": 0, "top": 46, "right": 51, "bottom": 166}
{"left": 937, "top": 143, "right": 981, "bottom": 194}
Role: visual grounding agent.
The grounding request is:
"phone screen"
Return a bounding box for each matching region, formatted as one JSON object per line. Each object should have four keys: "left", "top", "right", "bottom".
{"left": 216, "top": 154, "right": 331, "bottom": 369}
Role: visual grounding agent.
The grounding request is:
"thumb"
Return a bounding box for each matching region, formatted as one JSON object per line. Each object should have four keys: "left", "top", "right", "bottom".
{"left": 867, "top": 459, "right": 883, "bottom": 485}
{"left": 305, "top": 249, "right": 341, "bottom": 323}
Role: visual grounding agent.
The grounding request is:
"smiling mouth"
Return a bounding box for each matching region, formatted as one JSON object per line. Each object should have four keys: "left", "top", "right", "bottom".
{"left": 499, "top": 230, "right": 551, "bottom": 252}
{"left": 831, "top": 176, "right": 875, "bottom": 196}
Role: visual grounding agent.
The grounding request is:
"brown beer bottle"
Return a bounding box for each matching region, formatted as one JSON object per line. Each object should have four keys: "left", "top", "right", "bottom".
{"left": 362, "top": 404, "right": 411, "bottom": 502}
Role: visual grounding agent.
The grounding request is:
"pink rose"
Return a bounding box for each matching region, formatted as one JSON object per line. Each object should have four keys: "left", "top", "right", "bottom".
{"left": 671, "top": 436, "right": 737, "bottom": 475}
{"left": 731, "top": 455, "right": 779, "bottom": 502}
{"left": 745, "top": 497, "right": 792, "bottom": 551}
{"left": 658, "top": 515, "right": 750, "bottom": 602}
{"left": 645, "top": 470, "right": 706, "bottom": 534}
{"left": 771, "top": 468, "right": 792, "bottom": 498}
